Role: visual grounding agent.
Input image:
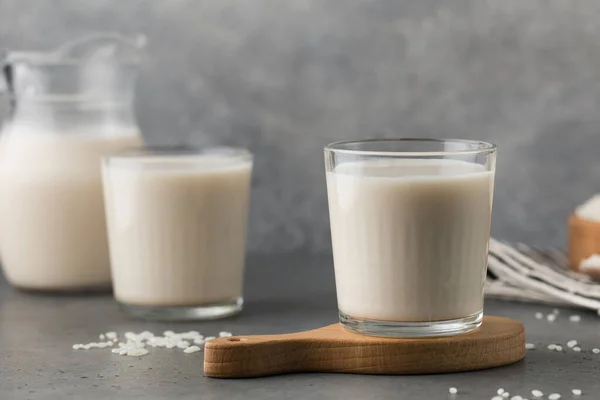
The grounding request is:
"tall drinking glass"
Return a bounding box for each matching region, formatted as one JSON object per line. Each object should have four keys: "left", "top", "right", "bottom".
{"left": 325, "top": 139, "right": 496, "bottom": 337}
{"left": 102, "top": 146, "right": 252, "bottom": 320}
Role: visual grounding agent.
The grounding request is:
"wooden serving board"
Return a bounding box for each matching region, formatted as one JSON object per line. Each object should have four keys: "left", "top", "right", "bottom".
{"left": 204, "top": 316, "right": 525, "bottom": 378}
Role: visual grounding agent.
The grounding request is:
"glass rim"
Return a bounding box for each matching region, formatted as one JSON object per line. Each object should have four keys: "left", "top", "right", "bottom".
{"left": 324, "top": 138, "right": 497, "bottom": 157}
{"left": 103, "top": 145, "right": 253, "bottom": 165}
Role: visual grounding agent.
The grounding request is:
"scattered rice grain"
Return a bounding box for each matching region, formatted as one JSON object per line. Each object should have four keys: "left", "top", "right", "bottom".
{"left": 569, "top": 315, "right": 581, "bottom": 323}
{"left": 184, "top": 346, "right": 202, "bottom": 354}
{"left": 127, "top": 349, "right": 149, "bottom": 357}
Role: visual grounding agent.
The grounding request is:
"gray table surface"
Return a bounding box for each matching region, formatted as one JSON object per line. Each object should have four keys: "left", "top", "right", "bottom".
{"left": 1, "top": 254, "right": 600, "bottom": 400}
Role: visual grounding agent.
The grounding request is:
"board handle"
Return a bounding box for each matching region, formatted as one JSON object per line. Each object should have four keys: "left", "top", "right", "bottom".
{"left": 204, "top": 329, "right": 325, "bottom": 378}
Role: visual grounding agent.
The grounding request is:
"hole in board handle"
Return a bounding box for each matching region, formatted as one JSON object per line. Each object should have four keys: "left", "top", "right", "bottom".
{"left": 227, "top": 337, "right": 247, "bottom": 342}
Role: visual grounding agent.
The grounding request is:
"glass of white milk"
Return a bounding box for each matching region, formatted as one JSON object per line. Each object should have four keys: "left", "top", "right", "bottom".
{"left": 102, "top": 146, "right": 253, "bottom": 320}
{"left": 325, "top": 139, "right": 496, "bottom": 337}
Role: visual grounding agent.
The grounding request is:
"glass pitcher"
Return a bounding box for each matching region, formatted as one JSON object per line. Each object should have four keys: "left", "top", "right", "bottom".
{"left": 0, "top": 33, "right": 145, "bottom": 291}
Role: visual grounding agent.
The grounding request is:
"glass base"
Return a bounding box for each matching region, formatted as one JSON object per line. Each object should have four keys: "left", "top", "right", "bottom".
{"left": 119, "top": 297, "right": 243, "bottom": 321}
{"left": 339, "top": 310, "right": 483, "bottom": 338}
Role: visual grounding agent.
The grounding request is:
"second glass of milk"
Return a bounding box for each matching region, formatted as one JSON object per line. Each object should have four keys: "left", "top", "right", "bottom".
{"left": 325, "top": 139, "right": 496, "bottom": 337}
{"left": 102, "top": 147, "right": 253, "bottom": 320}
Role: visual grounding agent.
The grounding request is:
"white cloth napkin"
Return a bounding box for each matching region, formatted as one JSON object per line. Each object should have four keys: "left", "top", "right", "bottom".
{"left": 486, "top": 238, "right": 600, "bottom": 312}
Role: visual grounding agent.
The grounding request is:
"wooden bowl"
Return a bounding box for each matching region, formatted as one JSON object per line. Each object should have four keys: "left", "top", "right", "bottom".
{"left": 569, "top": 213, "right": 600, "bottom": 271}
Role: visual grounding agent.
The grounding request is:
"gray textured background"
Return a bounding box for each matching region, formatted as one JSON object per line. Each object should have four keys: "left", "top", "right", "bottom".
{"left": 1, "top": 0, "right": 599, "bottom": 253}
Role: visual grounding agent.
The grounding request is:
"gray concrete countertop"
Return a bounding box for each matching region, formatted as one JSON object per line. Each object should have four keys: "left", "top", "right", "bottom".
{"left": 2, "top": 255, "right": 600, "bottom": 400}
